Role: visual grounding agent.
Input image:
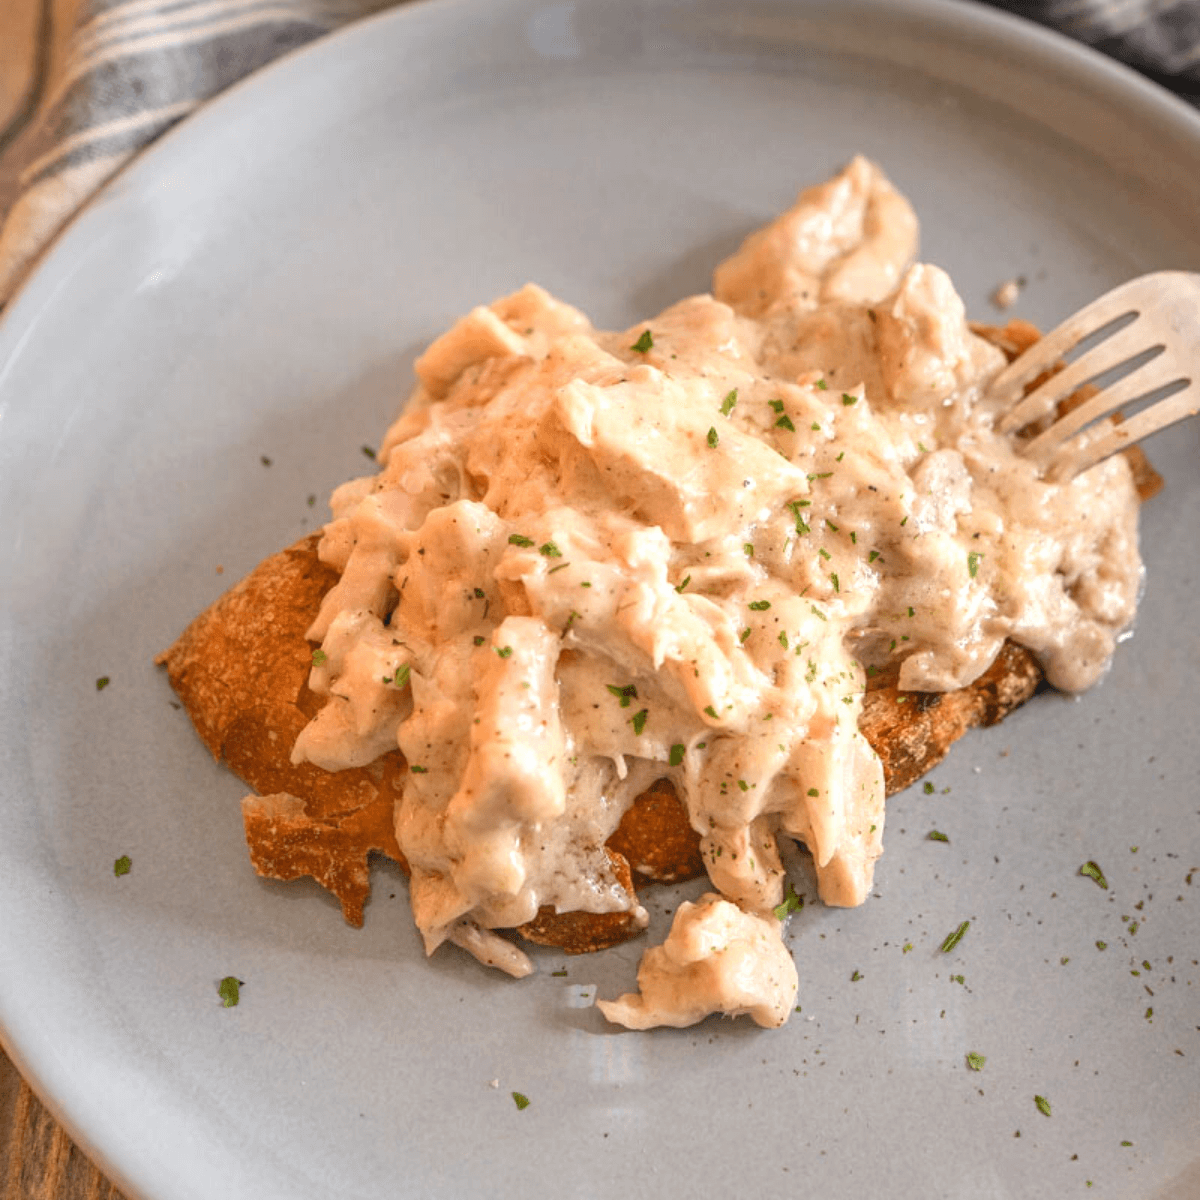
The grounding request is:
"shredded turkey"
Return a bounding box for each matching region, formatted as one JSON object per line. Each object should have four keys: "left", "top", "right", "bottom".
{"left": 291, "top": 157, "right": 1142, "bottom": 1026}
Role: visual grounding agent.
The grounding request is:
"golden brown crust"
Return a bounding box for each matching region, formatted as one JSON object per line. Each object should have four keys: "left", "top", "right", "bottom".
{"left": 516, "top": 848, "right": 644, "bottom": 954}
{"left": 156, "top": 536, "right": 405, "bottom": 927}
{"left": 859, "top": 642, "right": 1043, "bottom": 794}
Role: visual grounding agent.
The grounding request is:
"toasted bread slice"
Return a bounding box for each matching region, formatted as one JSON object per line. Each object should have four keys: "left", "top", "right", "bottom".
{"left": 156, "top": 536, "right": 407, "bottom": 927}
{"left": 157, "top": 537, "right": 1043, "bottom": 951}
{"left": 158, "top": 320, "right": 1157, "bottom": 954}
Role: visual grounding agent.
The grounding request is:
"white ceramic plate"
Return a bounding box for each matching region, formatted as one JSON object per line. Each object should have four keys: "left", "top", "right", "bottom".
{"left": 1, "top": 2, "right": 1198, "bottom": 1197}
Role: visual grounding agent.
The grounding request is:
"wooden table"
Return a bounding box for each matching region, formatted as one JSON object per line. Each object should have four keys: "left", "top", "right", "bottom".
{"left": 0, "top": 1045, "right": 124, "bottom": 1200}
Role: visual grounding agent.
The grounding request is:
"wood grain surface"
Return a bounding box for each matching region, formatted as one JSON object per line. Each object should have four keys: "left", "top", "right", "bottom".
{"left": 0, "top": 1046, "right": 125, "bottom": 1200}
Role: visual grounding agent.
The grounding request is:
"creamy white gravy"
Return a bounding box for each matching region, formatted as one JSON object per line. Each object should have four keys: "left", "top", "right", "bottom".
{"left": 292, "top": 158, "right": 1141, "bottom": 1029}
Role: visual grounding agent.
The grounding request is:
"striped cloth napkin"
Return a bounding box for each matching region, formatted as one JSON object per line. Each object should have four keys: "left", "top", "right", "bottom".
{"left": 1, "top": 0, "right": 1199, "bottom": 309}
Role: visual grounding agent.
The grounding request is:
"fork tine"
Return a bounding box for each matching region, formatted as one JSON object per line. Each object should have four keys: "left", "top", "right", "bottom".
{"left": 1021, "top": 347, "right": 1186, "bottom": 464}
{"left": 996, "top": 319, "right": 1157, "bottom": 434}
{"left": 1046, "top": 383, "right": 1200, "bottom": 480}
{"left": 986, "top": 274, "right": 1160, "bottom": 411}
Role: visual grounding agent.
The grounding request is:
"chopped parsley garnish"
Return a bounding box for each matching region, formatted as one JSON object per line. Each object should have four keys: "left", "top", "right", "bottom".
{"left": 775, "top": 414, "right": 796, "bottom": 432}
{"left": 743, "top": 542, "right": 755, "bottom": 557}
{"left": 819, "top": 548, "right": 831, "bottom": 561}
{"left": 773, "top": 881, "right": 804, "bottom": 920}
{"left": 703, "top": 705, "right": 718, "bottom": 719}
{"left": 630, "top": 329, "right": 653, "bottom": 353}
{"left": 512, "top": 1091, "right": 531, "bottom": 1110}
{"left": 311, "top": 649, "right": 327, "bottom": 665}
{"left": 669, "top": 743, "right": 686, "bottom": 767}
{"left": 1079, "top": 861, "right": 1108, "bottom": 889}
{"left": 95, "top": 676, "right": 111, "bottom": 691}
{"left": 550, "top": 969, "right": 567, "bottom": 977}
{"left": 606, "top": 684, "right": 638, "bottom": 708}
{"left": 547, "top": 562, "right": 570, "bottom": 575}
{"left": 361, "top": 445, "right": 376, "bottom": 460}
{"left": 940, "top": 921, "right": 970, "bottom": 953}
{"left": 675, "top": 575, "right": 691, "bottom": 593}
{"left": 473, "top": 636, "right": 486, "bottom": 646}
{"left": 564, "top": 610, "right": 581, "bottom": 629}
{"left": 927, "top": 830, "right": 949, "bottom": 842}
{"left": 806, "top": 787, "right": 819, "bottom": 797}
{"left": 410, "top": 765, "right": 428, "bottom": 774}
{"left": 474, "top": 587, "right": 486, "bottom": 598}
{"left": 737, "top": 779, "right": 749, "bottom": 792}
{"left": 830, "top": 573, "right": 840, "bottom": 593}
{"left": 217, "top": 977, "right": 242, "bottom": 1007}
{"left": 788, "top": 501, "right": 811, "bottom": 535}
{"left": 811, "top": 422, "right": 821, "bottom": 431}
{"left": 769, "top": 399, "right": 785, "bottom": 413}
{"left": 1034, "top": 1095, "right": 1052, "bottom": 1118}
{"left": 384, "top": 663, "right": 411, "bottom": 688}
{"left": 966, "top": 1052, "right": 986, "bottom": 1071}
{"left": 495, "top": 646, "right": 513, "bottom": 658}
{"left": 113, "top": 855, "right": 131, "bottom": 877}
{"left": 508, "top": 534, "right": 535, "bottom": 547}
{"left": 918, "top": 442, "right": 930, "bottom": 453}
{"left": 739, "top": 627, "right": 751, "bottom": 643}
{"left": 539, "top": 541, "right": 562, "bottom": 558}
{"left": 826, "top": 520, "right": 839, "bottom": 532}
{"left": 778, "top": 631, "right": 789, "bottom": 649}
{"left": 748, "top": 600, "right": 771, "bottom": 611}
{"left": 850, "top": 970, "right": 862, "bottom": 982}
{"left": 630, "top": 709, "right": 648, "bottom": 734}
{"left": 842, "top": 393, "right": 858, "bottom": 406}
{"left": 868, "top": 550, "right": 881, "bottom": 563}
{"left": 968, "top": 551, "right": 984, "bottom": 579}
{"left": 815, "top": 378, "right": 828, "bottom": 390}
{"left": 810, "top": 604, "right": 828, "bottom": 621}
{"left": 720, "top": 389, "right": 738, "bottom": 416}
{"left": 706, "top": 426, "right": 719, "bottom": 448}
{"left": 923, "top": 781, "right": 934, "bottom": 794}
{"left": 902, "top": 942, "right": 913, "bottom": 954}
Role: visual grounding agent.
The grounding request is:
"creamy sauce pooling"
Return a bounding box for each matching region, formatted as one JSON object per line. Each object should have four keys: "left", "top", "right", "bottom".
{"left": 292, "top": 159, "right": 1141, "bottom": 1029}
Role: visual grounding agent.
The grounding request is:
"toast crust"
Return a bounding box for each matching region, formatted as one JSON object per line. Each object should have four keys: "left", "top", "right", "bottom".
{"left": 156, "top": 536, "right": 406, "bottom": 927}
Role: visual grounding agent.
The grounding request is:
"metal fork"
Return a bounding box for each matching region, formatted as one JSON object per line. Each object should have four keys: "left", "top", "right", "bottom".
{"left": 987, "top": 271, "right": 1199, "bottom": 478}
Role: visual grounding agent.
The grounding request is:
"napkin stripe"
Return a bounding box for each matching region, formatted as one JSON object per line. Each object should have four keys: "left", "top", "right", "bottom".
{"left": 18, "top": 100, "right": 198, "bottom": 188}
{"left": 40, "top": 3, "right": 330, "bottom": 127}
{"left": 0, "top": 0, "right": 341, "bottom": 300}
{"left": 77, "top": 0, "right": 314, "bottom": 57}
